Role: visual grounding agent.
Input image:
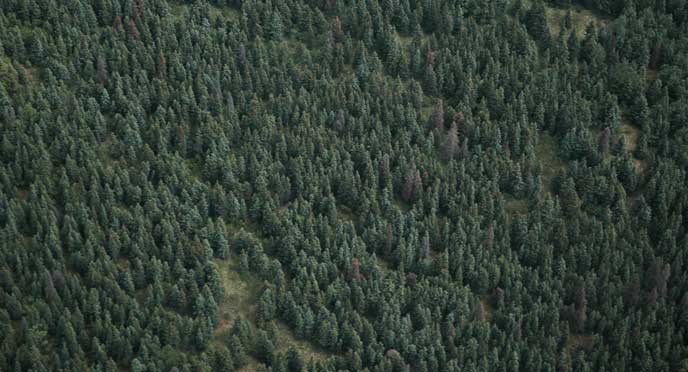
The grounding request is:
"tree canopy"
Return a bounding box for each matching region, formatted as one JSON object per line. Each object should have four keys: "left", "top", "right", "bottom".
{"left": 1, "top": 0, "right": 688, "bottom": 371}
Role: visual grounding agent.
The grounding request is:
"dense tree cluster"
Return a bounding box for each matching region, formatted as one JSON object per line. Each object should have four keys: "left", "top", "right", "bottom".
{"left": 1, "top": 0, "right": 688, "bottom": 371}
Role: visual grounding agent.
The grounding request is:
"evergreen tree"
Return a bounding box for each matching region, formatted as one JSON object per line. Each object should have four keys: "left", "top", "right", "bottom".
{"left": 526, "top": 2, "right": 550, "bottom": 48}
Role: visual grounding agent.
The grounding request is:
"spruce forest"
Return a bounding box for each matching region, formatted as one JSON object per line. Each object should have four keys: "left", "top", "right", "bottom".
{"left": 1, "top": 0, "right": 688, "bottom": 371}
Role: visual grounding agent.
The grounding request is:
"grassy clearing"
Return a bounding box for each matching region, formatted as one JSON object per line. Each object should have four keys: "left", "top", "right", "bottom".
{"left": 646, "top": 68, "right": 658, "bottom": 82}
{"left": 168, "top": 1, "right": 240, "bottom": 21}
{"left": 214, "top": 256, "right": 263, "bottom": 334}
{"left": 337, "top": 206, "right": 355, "bottom": 223}
{"left": 376, "top": 257, "right": 395, "bottom": 273}
{"left": 0, "top": 57, "right": 42, "bottom": 95}
{"left": 17, "top": 187, "right": 29, "bottom": 201}
{"left": 274, "top": 322, "right": 332, "bottom": 363}
{"left": 504, "top": 196, "right": 528, "bottom": 217}
{"left": 236, "top": 360, "right": 263, "bottom": 372}
{"left": 536, "top": 132, "right": 566, "bottom": 193}
{"left": 169, "top": 2, "right": 186, "bottom": 18}
{"left": 213, "top": 228, "right": 333, "bottom": 366}
{"left": 419, "top": 95, "right": 437, "bottom": 123}
{"left": 213, "top": 254, "right": 332, "bottom": 369}
{"left": 620, "top": 116, "right": 646, "bottom": 173}
{"left": 633, "top": 158, "right": 645, "bottom": 174}
{"left": 477, "top": 295, "right": 493, "bottom": 322}
{"left": 620, "top": 118, "right": 639, "bottom": 153}
{"left": 97, "top": 133, "right": 117, "bottom": 165}
{"left": 21, "top": 65, "right": 41, "bottom": 86}
{"left": 393, "top": 198, "right": 413, "bottom": 213}
{"left": 399, "top": 34, "right": 413, "bottom": 46}
{"left": 545, "top": 4, "right": 608, "bottom": 39}
{"left": 396, "top": 29, "right": 429, "bottom": 47}
{"left": 208, "top": 4, "right": 241, "bottom": 21}
{"left": 567, "top": 334, "right": 596, "bottom": 351}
